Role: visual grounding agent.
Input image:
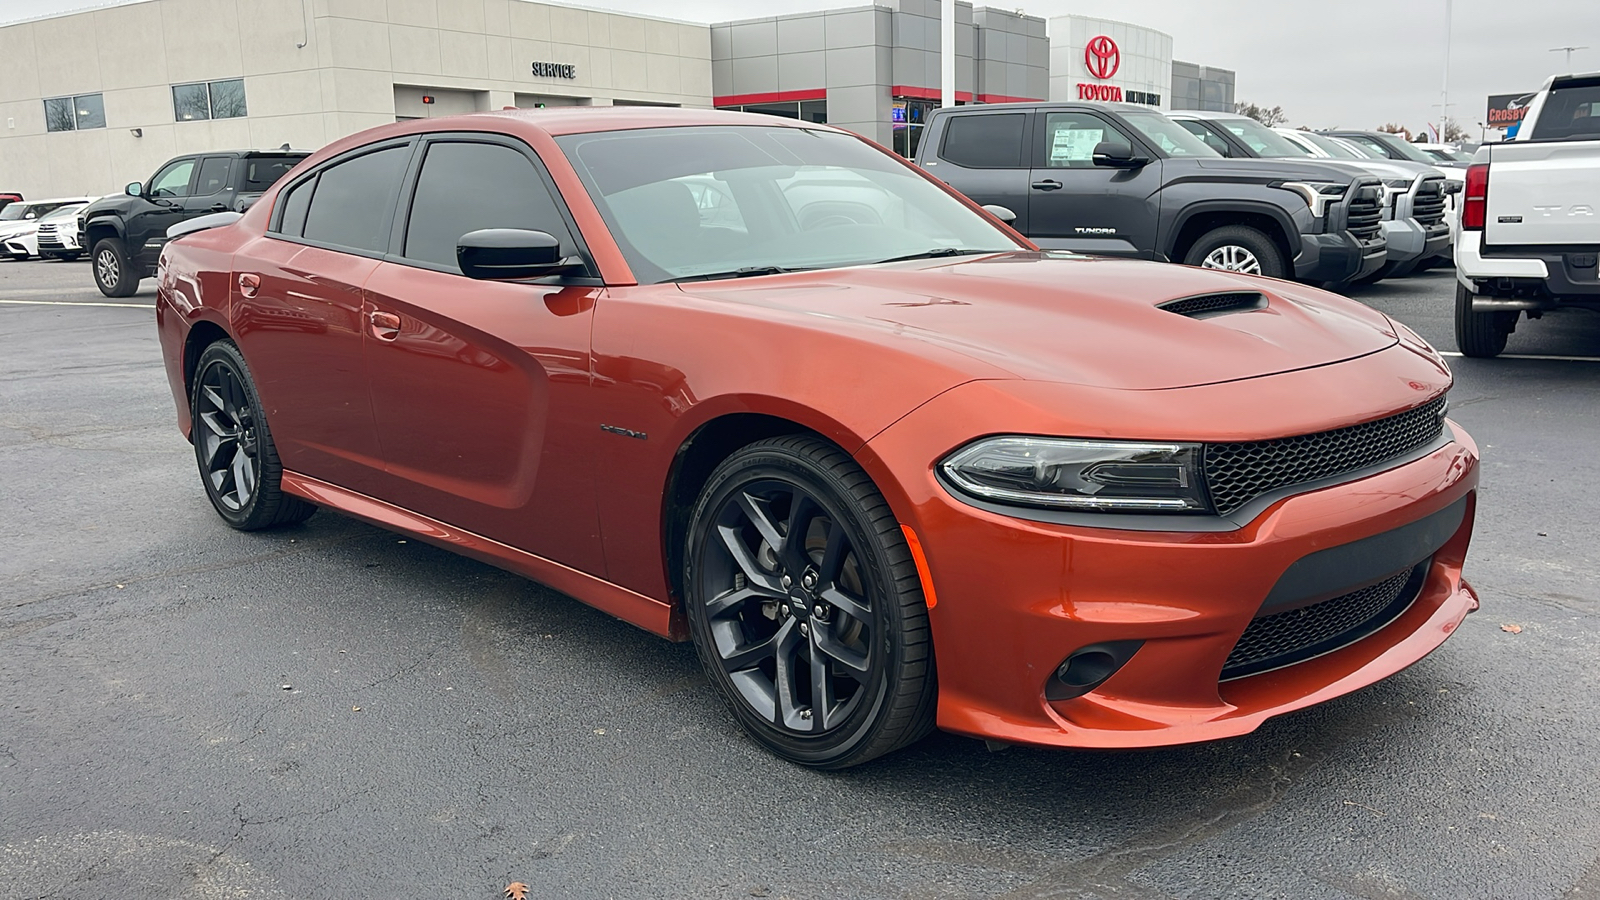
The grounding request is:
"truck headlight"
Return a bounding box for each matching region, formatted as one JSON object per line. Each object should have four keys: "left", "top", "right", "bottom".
{"left": 1277, "top": 181, "right": 1348, "bottom": 218}
{"left": 940, "top": 437, "right": 1209, "bottom": 512}
{"left": 1381, "top": 177, "right": 1415, "bottom": 207}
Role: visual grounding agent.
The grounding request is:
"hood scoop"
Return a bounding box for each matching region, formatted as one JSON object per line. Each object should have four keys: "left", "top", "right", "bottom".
{"left": 1158, "top": 292, "right": 1268, "bottom": 319}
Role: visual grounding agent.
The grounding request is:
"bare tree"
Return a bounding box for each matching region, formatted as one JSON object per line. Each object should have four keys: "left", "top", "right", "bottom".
{"left": 1441, "top": 118, "right": 1470, "bottom": 142}
{"left": 1377, "top": 122, "right": 1414, "bottom": 141}
{"left": 1235, "top": 101, "right": 1288, "bottom": 127}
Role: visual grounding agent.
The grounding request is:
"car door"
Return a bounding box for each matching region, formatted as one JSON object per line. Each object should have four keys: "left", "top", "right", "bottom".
{"left": 360, "top": 135, "right": 604, "bottom": 575}
{"left": 184, "top": 156, "right": 236, "bottom": 217}
{"left": 231, "top": 141, "right": 414, "bottom": 494}
{"left": 133, "top": 156, "right": 197, "bottom": 268}
{"left": 1026, "top": 110, "right": 1164, "bottom": 257}
{"left": 921, "top": 111, "right": 1033, "bottom": 231}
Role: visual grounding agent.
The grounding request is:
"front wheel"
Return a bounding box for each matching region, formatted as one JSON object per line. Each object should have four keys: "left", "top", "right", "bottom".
{"left": 92, "top": 238, "right": 139, "bottom": 297}
{"left": 1454, "top": 282, "right": 1517, "bottom": 358}
{"left": 191, "top": 341, "right": 316, "bottom": 530}
{"left": 684, "top": 436, "right": 936, "bottom": 769}
{"left": 1183, "top": 225, "right": 1287, "bottom": 279}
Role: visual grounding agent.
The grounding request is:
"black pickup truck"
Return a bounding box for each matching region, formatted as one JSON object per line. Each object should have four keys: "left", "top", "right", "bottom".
{"left": 79, "top": 148, "right": 307, "bottom": 297}
{"left": 914, "top": 102, "right": 1387, "bottom": 284}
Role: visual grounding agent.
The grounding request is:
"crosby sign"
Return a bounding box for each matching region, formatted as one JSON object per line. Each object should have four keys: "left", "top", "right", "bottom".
{"left": 532, "top": 61, "right": 577, "bottom": 79}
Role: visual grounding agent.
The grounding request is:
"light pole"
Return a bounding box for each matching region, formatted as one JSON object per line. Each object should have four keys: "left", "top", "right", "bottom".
{"left": 940, "top": 0, "right": 955, "bottom": 108}
{"left": 1550, "top": 46, "right": 1589, "bottom": 70}
{"left": 1439, "top": 0, "right": 1453, "bottom": 142}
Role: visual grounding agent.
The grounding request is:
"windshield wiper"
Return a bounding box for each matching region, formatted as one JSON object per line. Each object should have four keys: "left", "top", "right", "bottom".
{"left": 670, "top": 265, "right": 795, "bottom": 283}
{"left": 869, "top": 248, "right": 999, "bottom": 266}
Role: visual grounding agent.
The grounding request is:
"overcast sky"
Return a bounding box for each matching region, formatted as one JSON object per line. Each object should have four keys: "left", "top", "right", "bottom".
{"left": 4, "top": 0, "right": 1595, "bottom": 134}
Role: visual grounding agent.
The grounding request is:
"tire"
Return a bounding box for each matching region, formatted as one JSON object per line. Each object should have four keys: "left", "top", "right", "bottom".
{"left": 191, "top": 340, "right": 316, "bottom": 530}
{"left": 92, "top": 237, "right": 139, "bottom": 297}
{"left": 1182, "top": 225, "right": 1287, "bottom": 279}
{"left": 684, "top": 436, "right": 937, "bottom": 769}
{"left": 1454, "top": 282, "right": 1517, "bottom": 358}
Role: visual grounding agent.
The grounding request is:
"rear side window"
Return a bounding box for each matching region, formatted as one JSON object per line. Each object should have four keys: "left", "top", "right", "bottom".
{"left": 1530, "top": 81, "right": 1600, "bottom": 140}
{"left": 1176, "top": 120, "right": 1234, "bottom": 156}
{"left": 301, "top": 145, "right": 410, "bottom": 254}
{"left": 940, "top": 114, "right": 1026, "bottom": 168}
{"left": 194, "top": 157, "right": 231, "bottom": 196}
{"left": 244, "top": 156, "right": 303, "bottom": 191}
{"left": 402, "top": 141, "right": 574, "bottom": 272}
{"left": 276, "top": 176, "right": 314, "bottom": 237}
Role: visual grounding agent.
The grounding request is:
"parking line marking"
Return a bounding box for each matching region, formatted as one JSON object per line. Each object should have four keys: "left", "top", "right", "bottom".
{"left": 0, "top": 299, "right": 155, "bottom": 309}
{"left": 1439, "top": 351, "right": 1600, "bottom": 363}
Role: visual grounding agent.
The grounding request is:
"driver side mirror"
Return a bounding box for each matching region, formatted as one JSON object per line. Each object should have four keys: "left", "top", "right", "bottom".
{"left": 125, "top": 182, "right": 144, "bottom": 197}
{"left": 457, "top": 229, "right": 587, "bottom": 280}
{"left": 1092, "top": 141, "right": 1149, "bottom": 169}
{"left": 981, "top": 204, "right": 1017, "bottom": 224}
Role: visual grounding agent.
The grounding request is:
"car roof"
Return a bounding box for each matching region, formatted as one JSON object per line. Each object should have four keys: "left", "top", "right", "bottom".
{"left": 1166, "top": 110, "right": 1249, "bottom": 121}
{"left": 468, "top": 106, "right": 836, "bottom": 137}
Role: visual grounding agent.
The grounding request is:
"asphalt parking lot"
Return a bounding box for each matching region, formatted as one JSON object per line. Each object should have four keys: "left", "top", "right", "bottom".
{"left": 2, "top": 258, "right": 1597, "bottom": 900}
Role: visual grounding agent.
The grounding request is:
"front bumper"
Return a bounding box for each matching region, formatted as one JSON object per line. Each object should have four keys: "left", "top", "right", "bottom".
{"left": 860, "top": 350, "right": 1475, "bottom": 750}
{"left": 1295, "top": 231, "right": 1386, "bottom": 283}
{"left": 1381, "top": 218, "right": 1451, "bottom": 265}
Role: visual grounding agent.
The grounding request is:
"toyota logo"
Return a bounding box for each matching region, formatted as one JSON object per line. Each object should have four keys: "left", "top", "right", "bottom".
{"left": 1085, "top": 35, "right": 1120, "bottom": 80}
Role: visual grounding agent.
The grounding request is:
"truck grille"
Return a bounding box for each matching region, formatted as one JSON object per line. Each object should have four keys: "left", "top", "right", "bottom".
{"left": 1412, "top": 179, "right": 1447, "bottom": 227}
{"left": 1345, "top": 186, "right": 1384, "bottom": 241}
{"left": 1203, "top": 395, "right": 1448, "bottom": 516}
{"left": 1221, "top": 560, "right": 1428, "bottom": 680}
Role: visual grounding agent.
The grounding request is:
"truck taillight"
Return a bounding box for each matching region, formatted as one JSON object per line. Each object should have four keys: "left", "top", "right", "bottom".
{"left": 1462, "top": 163, "right": 1489, "bottom": 230}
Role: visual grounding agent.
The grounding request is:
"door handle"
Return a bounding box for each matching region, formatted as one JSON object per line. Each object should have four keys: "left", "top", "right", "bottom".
{"left": 209, "top": 203, "right": 229, "bottom": 213}
{"left": 1030, "top": 180, "right": 1063, "bottom": 191}
{"left": 369, "top": 310, "right": 401, "bottom": 341}
{"left": 237, "top": 273, "right": 259, "bottom": 298}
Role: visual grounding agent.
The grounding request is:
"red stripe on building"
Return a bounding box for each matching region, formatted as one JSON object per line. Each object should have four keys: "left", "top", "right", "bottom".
{"left": 976, "top": 93, "right": 1044, "bottom": 104}
{"left": 891, "top": 85, "right": 974, "bottom": 102}
{"left": 713, "top": 89, "right": 827, "bottom": 107}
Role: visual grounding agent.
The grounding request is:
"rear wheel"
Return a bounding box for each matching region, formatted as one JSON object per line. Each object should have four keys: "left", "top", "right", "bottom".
{"left": 1454, "top": 282, "right": 1517, "bottom": 358}
{"left": 191, "top": 341, "right": 316, "bottom": 530}
{"left": 1183, "top": 226, "right": 1287, "bottom": 279}
{"left": 93, "top": 237, "right": 139, "bottom": 297}
{"left": 684, "top": 436, "right": 936, "bottom": 769}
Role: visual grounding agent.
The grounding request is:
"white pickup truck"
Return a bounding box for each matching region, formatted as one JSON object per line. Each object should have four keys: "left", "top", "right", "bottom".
{"left": 1454, "top": 71, "right": 1600, "bottom": 357}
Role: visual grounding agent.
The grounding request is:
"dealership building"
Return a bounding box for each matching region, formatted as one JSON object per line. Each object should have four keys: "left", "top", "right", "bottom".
{"left": 0, "top": 0, "right": 1233, "bottom": 199}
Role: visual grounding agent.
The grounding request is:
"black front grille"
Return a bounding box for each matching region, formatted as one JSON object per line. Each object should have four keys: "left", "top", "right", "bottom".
{"left": 1158, "top": 292, "right": 1266, "bottom": 318}
{"left": 1345, "top": 188, "right": 1384, "bottom": 241}
{"left": 1203, "top": 395, "right": 1448, "bottom": 516}
{"left": 1413, "top": 179, "right": 1447, "bottom": 227}
{"left": 1222, "top": 561, "right": 1428, "bottom": 679}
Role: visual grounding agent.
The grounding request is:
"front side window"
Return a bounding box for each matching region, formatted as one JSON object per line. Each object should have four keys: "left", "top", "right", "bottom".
{"left": 44, "top": 94, "right": 105, "bottom": 132}
{"left": 557, "top": 125, "right": 1019, "bottom": 284}
{"left": 1219, "top": 118, "right": 1310, "bottom": 157}
{"left": 1041, "top": 112, "right": 1136, "bottom": 168}
{"left": 403, "top": 141, "right": 574, "bottom": 271}
{"left": 1176, "top": 120, "right": 1234, "bottom": 156}
{"left": 300, "top": 145, "right": 411, "bottom": 254}
{"left": 149, "top": 159, "right": 197, "bottom": 198}
{"left": 173, "top": 80, "right": 248, "bottom": 122}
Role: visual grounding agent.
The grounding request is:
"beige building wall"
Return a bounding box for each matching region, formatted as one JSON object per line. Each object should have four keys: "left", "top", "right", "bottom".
{"left": 0, "top": 0, "right": 713, "bottom": 199}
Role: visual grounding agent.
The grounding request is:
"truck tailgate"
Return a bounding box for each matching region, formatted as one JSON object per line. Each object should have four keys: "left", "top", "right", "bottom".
{"left": 1484, "top": 141, "right": 1600, "bottom": 245}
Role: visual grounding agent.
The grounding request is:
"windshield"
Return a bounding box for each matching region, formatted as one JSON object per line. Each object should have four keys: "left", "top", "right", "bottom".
{"left": 1529, "top": 81, "right": 1600, "bottom": 141}
{"left": 1290, "top": 131, "right": 1365, "bottom": 159}
{"left": 0, "top": 204, "right": 32, "bottom": 221}
{"left": 555, "top": 125, "right": 1021, "bottom": 283}
{"left": 1120, "top": 112, "right": 1220, "bottom": 158}
{"left": 40, "top": 203, "right": 85, "bottom": 221}
{"left": 1367, "top": 133, "right": 1440, "bottom": 164}
{"left": 1217, "top": 118, "right": 1309, "bottom": 157}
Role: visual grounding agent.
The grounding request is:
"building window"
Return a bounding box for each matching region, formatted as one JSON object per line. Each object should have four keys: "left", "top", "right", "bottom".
{"left": 891, "top": 98, "right": 937, "bottom": 158}
{"left": 172, "top": 79, "right": 248, "bottom": 122}
{"left": 716, "top": 100, "right": 827, "bottom": 124}
{"left": 43, "top": 94, "right": 105, "bottom": 132}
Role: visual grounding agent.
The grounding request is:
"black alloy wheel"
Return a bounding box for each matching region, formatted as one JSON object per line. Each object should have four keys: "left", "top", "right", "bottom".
{"left": 685, "top": 436, "right": 936, "bottom": 769}
{"left": 191, "top": 341, "right": 315, "bottom": 530}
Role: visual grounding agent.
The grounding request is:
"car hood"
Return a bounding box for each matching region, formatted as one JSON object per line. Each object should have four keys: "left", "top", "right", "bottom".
{"left": 0, "top": 221, "right": 39, "bottom": 239}
{"left": 675, "top": 252, "right": 1399, "bottom": 391}
{"left": 1175, "top": 156, "right": 1372, "bottom": 185}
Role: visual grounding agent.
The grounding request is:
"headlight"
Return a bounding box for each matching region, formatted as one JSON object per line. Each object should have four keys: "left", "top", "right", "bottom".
{"left": 1277, "top": 181, "right": 1348, "bottom": 218}
{"left": 1381, "top": 177, "right": 1415, "bottom": 206}
{"left": 940, "top": 437, "right": 1209, "bottom": 512}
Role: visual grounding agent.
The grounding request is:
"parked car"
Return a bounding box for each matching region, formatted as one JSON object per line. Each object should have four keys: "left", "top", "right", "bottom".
{"left": 156, "top": 108, "right": 1479, "bottom": 768}
{"left": 0, "top": 197, "right": 95, "bottom": 260}
{"left": 37, "top": 198, "right": 107, "bottom": 260}
{"left": 1169, "top": 112, "right": 1450, "bottom": 281}
{"left": 79, "top": 148, "right": 308, "bottom": 296}
{"left": 913, "top": 102, "right": 1388, "bottom": 284}
{"left": 1413, "top": 142, "right": 1472, "bottom": 167}
{"left": 1454, "top": 71, "right": 1600, "bottom": 356}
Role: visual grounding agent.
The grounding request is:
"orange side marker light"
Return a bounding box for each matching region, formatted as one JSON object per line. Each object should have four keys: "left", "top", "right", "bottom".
{"left": 900, "top": 524, "right": 938, "bottom": 610}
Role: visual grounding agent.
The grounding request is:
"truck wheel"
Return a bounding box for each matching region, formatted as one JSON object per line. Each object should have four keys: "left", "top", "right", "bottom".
{"left": 93, "top": 238, "right": 139, "bottom": 297}
{"left": 1183, "top": 226, "right": 1286, "bottom": 279}
{"left": 1454, "top": 283, "right": 1517, "bottom": 358}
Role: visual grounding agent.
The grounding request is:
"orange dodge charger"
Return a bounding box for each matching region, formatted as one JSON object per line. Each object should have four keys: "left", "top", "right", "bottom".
{"left": 155, "top": 109, "right": 1478, "bottom": 768}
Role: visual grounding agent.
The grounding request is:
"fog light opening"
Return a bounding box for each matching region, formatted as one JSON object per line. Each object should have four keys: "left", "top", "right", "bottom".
{"left": 1045, "top": 640, "right": 1144, "bottom": 702}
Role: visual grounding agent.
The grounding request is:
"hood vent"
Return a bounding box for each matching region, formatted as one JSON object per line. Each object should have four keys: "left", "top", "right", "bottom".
{"left": 1158, "top": 292, "right": 1268, "bottom": 319}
